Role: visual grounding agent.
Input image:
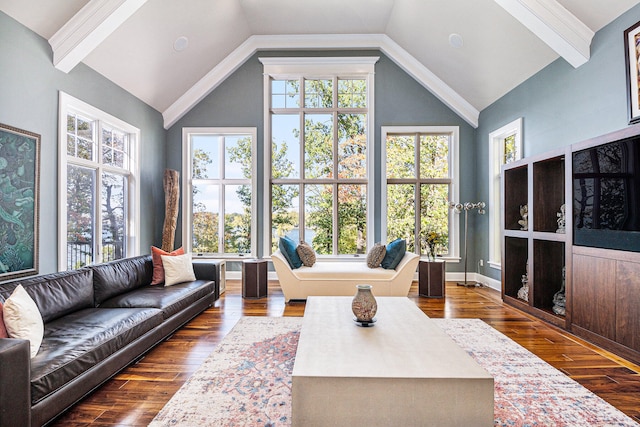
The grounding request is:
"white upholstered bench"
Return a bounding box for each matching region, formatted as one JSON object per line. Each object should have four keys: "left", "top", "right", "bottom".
{"left": 272, "top": 250, "right": 420, "bottom": 303}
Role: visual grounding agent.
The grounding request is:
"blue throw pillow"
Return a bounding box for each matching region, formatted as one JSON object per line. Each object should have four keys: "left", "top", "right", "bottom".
{"left": 279, "top": 236, "right": 303, "bottom": 269}
{"left": 381, "top": 238, "right": 406, "bottom": 269}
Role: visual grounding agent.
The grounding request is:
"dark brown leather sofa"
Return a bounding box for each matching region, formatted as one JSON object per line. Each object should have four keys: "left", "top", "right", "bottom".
{"left": 0, "top": 255, "right": 221, "bottom": 427}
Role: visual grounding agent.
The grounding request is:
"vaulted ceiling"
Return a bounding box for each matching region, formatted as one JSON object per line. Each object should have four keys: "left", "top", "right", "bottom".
{"left": 1, "top": 0, "right": 638, "bottom": 128}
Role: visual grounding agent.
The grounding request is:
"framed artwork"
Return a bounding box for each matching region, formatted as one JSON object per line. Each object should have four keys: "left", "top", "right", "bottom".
{"left": 624, "top": 20, "right": 640, "bottom": 124}
{"left": 0, "top": 123, "right": 40, "bottom": 281}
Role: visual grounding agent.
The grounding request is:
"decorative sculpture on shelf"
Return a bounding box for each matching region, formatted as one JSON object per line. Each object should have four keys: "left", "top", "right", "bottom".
{"left": 518, "top": 204, "right": 528, "bottom": 231}
{"left": 556, "top": 204, "right": 566, "bottom": 234}
{"left": 552, "top": 266, "right": 566, "bottom": 316}
{"left": 449, "top": 201, "right": 486, "bottom": 287}
{"left": 517, "top": 259, "right": 529, "bottom": 302}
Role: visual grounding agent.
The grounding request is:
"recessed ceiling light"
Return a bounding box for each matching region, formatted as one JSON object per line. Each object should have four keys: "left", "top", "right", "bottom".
{"left": 173, "top": 36, "right": 189, "bottom": 52}
{"left": 449, "top": 33, "right": 464, "bottom": 49}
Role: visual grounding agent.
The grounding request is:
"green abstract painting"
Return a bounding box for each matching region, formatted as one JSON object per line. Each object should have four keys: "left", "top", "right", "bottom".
{"left": 0, "top": 124, "right": 40, "bottom": 281}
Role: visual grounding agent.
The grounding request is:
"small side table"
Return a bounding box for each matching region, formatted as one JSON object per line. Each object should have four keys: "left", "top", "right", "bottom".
{"left": 419, "top": 260, "right": 446, "bottom": 298}
{"left": 242, "top": 258, "right": 268, "bottom": 299}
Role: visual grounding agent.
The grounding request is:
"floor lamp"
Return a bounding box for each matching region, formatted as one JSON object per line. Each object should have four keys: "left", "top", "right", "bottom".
{"left": 450, "top": 201, "right": 486, "bottom": 287}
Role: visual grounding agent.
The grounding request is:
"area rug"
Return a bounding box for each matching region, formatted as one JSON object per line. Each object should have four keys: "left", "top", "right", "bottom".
{"left": 149, "top": 317, "right": 639, "bottom": 427}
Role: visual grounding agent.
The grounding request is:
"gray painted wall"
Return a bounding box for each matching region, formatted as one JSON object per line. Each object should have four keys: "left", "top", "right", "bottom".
{"left": 474, "top": 4, "right": 640, "bottom": 281}
{"left": 0, "top": 11, "right": 166, "bottom": 275}
{"left": 167, "top": 50, "right": 477, "bottom": 270}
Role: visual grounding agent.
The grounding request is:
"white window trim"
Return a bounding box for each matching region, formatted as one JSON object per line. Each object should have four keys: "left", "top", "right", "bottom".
{"left": 488, "top": 117, "right": 523, "bottom": 270}
{"left": 182, "top": 127, "right": 258, "bottom": 258}
{"left": 57, "top": 91, "right": 140, "bottom": 271}
{"left": 260, "top": 57, "right": 378, "bottom": 257}
{"left": 380, "top": 126, "right": 460, "bottom": 261}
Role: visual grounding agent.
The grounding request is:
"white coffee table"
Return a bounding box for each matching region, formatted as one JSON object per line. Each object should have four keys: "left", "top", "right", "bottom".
{"left": 291, "top": 296, "right": 494, "bottom": 426}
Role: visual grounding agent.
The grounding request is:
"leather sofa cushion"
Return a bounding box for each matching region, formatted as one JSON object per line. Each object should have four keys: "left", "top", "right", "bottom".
{"left": 92, "top": 256, "right": 153, "bottom": 305}
{"left": 0, "top": 269, "right": 94, "bottom": 323}
{"left": 30, "top": 307, "right": 163, "bottom": 404}
{"left": 99, "top": 280, "right": 215, "bottom": 320}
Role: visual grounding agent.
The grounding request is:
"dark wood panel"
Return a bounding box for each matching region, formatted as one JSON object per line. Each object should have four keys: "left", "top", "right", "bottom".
{"left": 242, "top": 259, "right": 268, "bottom": 299}
{"left": 418, "top": 260, "right": 445, "bottom": 298}
{"left": 572, "top": 254, "right": 617, "bottom": 340}
{"left": 617, "top": 261, "right": 640, "bottom": 352}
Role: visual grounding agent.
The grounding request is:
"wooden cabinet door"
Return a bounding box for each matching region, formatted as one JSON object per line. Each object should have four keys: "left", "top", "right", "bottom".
{"left": 616, "top": 261, "right": 640, "bottom": 351}
{"left": 572, "top": 254, "right": 616, "bottom": 341}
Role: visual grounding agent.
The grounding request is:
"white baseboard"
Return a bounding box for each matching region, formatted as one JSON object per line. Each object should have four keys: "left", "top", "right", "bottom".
{"left": 227, "top": 271, "right": 243, "bottom": 280}
{"left": 445, "top": 272, "right": 501, "bottom": 292}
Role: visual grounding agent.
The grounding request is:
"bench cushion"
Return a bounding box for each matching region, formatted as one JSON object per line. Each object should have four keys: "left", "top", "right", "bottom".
{"left": 292, "top": 262, "right": 397, "bottom": 281}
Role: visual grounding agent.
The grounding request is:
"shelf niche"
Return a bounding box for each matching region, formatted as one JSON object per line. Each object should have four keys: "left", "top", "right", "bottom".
{"left": 504, "top": 166, "right": 528, "bottom": 231}
{"left": 532, "top": 239, "right": 565, "bottom": 314}
{"left": 503, "top": 237, "right": 528, "bottom": 300}
{"left": 533, "top": 157, "right": 565, "bottom": 233}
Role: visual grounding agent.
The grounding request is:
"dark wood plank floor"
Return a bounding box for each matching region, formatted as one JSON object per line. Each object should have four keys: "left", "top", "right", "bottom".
{"left": 53, "top": 280, "right": 640, "bottom": 426}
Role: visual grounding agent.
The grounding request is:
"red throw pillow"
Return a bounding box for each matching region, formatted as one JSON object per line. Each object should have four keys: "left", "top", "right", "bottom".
{"left": 151, "top": 246, "right": 185, "bottom": 285}
{"left": 0, "top": 301, "right": 8, "bottom": 339}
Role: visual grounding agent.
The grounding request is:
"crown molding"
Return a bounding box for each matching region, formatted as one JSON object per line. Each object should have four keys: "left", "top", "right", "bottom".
{"left": 494, "top": 0, "right": 594, "bottom": 68}
{"left": 49, "top": 0, "right": 148, "bottom": 73}
{"left": 162, "top": 34, "right": 480, "bottom": 129}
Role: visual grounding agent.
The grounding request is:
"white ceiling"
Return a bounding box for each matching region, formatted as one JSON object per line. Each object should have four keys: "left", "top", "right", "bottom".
{"left": 1, "top": 0, "right": 638, "bottom": 128}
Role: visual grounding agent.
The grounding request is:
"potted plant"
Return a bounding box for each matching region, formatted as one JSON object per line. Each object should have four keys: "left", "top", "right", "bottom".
{"left": 424, "top": 231, "right": 444, "bottom": 262}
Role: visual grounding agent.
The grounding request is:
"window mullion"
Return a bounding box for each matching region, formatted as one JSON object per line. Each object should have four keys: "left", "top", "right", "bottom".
{"left": 299, "top": 183, "right": 305, "bottom": 242}
{"left": 94, "top": 119, "right": 103, "bottom": 263}
{"left": 93, "top": 119, "right": 100, "bottom": 164}
{"left": 415, "top": 183, "right": 421, "bottom": 254}
{"left": 299, "top": 85, "right": 306, "bottom": 241}
{"left": 95, "top": 164, "right": 103, "bottom": 263}
{"left": 333, "top": 84, "right": 340, "bottom": 253}
{"left": 415, "top": 133, "right": 420, "bottom": 180}
{"left": 219, "top": 136, "right": 225, "bottom": 254}
{"left": 332, "top": 182, "right": 338, "bottom": 254}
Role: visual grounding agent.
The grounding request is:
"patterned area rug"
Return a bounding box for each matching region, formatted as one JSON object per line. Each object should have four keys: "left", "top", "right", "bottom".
{"left": 149, "top": 317, "right": 639, "bottom": 427}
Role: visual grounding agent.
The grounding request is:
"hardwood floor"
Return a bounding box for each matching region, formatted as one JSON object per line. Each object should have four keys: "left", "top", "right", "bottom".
{"left": 53, "top": 280, "right": 640, "bottom": 426}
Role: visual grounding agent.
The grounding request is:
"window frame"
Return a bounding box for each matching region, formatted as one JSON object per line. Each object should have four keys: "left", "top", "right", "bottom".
{"left": 182, "top": 127, "right": 258, "bottom": 258}
{"left": 381, "top": 126, "right": 460, "bottom": 260}
{"left": 260, "top": 57, "right": 378, "bottom": 258}
{"left": 488, "top": 118, "right": 523, "bottom": 270}
{"left": 57, "top": 91, "right": 140, "bottom": 270}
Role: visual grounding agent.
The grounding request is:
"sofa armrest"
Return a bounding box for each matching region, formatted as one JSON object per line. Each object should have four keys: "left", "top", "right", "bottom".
{"left": 192, "top": 260, "right": 223, "bottom": 300}
{"left": 0, "top": 338, "right": 31, "bottom": 427}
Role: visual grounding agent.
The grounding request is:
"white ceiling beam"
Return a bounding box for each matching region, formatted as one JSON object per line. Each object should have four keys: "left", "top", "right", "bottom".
{"left": 162, "top": 34, "right": 480, "bottom": 129}
{"left": 494, "top": 0, "right": 594, "bottom": 68}
{"left": 49, "top": 0, "right": 148, "bottom": 73}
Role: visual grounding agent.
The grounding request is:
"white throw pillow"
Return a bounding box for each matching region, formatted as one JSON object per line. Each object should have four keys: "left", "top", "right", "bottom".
{"left": 161, "top": 253, "right": 196, "bottom": 287}
{"left": 3, "top": 284, "right": 44, "bottom": 358}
